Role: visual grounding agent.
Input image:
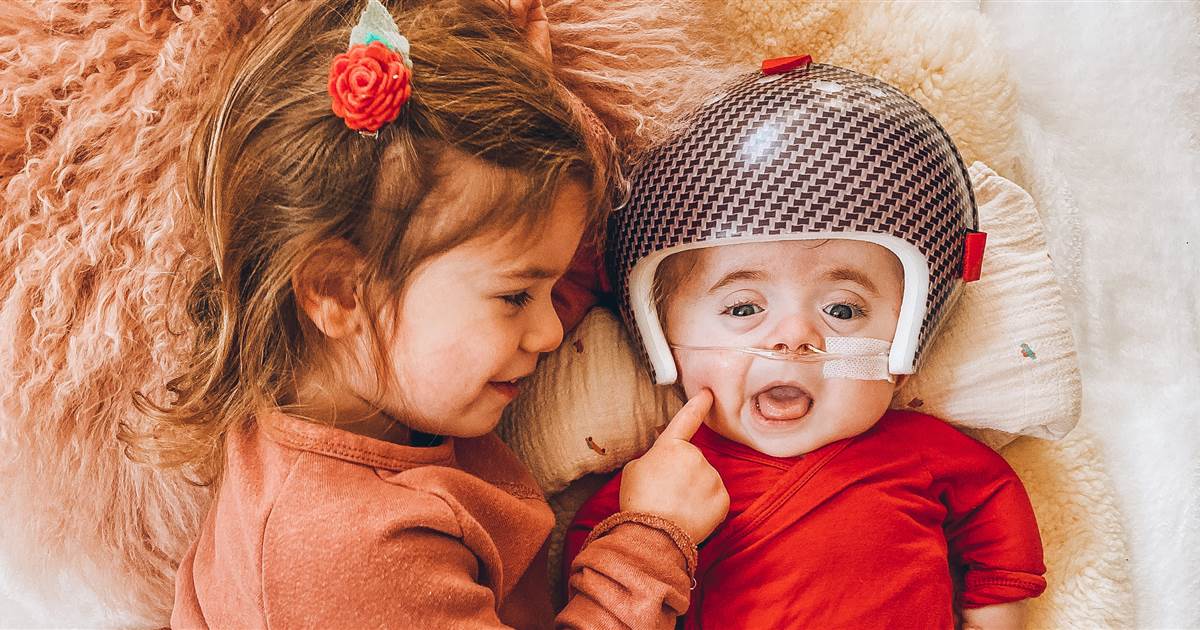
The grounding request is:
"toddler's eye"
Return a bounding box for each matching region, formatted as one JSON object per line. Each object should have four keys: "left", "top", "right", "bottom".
{"left": 723, "top": 302, "right": 764, "bottom": 318}
{"left": 823, "top": 302, "right": 865, "bottom": 320}
{"left": 502, "top": 292, "right": 533, "bottom": 308}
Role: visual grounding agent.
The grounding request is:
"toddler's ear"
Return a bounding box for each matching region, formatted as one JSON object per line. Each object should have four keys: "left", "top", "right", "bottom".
{"left": 292, "top": 239, "right": 366, "bottom": 339}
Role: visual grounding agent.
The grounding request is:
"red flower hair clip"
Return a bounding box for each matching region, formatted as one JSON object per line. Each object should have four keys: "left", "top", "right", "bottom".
{"left": 328, "top": 0, "right": 413, "bottom": 136}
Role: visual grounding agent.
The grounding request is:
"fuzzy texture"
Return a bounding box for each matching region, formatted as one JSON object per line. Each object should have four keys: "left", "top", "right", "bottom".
{"left": 0, "top": 0, "right": 726, "bottom": 625}
{"left": 1002, "top": 427, "right": 1133, "bottom": 627}
{"left": 984, "top": 3, "right": 1200, "bottom": 627}
{"left": 0, "top": 1, "right": 269, "bottom": 625}
{"left": 545, "top": 0, "right": 741, "bottom": 159}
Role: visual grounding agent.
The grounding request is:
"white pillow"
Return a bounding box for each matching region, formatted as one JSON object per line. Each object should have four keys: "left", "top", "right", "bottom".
{"left": 498, "top": 162, "right": 1080, "bottom": 493}
{"left": 894, "top": 162, "right": 1081, "bottom": 448}
{"left": 497, "top": 311, "right": 683, "bottom": 494}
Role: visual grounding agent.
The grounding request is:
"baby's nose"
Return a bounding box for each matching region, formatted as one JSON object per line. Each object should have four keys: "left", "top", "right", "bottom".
{"left": 772, "top": 341, "right": 821, "bottom": 353}
{"left": 768, "top": 314, "right": 824, "bottom": 353}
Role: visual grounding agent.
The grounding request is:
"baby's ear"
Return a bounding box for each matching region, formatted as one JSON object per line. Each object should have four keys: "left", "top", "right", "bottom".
{"left": 893, "top": 374, "right": 911, "bottom": 390}
{"left": 292, "top": 239, "right": 366, "bottom": 339}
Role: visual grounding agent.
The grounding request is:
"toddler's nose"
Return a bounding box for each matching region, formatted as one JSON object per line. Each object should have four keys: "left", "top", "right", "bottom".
{"left": 522, "top": 296, "right": 564, "bottom": 354}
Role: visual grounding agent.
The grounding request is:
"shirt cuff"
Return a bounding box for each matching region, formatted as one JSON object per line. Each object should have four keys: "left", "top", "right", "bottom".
{"left": 961, "top": 568, "right": 1048, "bottom": 608}
{"left": 582, "top": 511, "right": 699, "bottom": 577}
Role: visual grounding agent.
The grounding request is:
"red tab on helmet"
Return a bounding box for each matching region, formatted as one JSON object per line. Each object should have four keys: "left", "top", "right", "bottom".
{"left": 761, "top": 55, "right": 813, "bottom": 75}
{"left": 962, "top": 231, "right": 987, "bottom": 282}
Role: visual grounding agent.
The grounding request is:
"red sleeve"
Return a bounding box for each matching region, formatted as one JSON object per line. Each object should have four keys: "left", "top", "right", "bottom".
{"left": 562, "top": 471, "right": 624, "bottom": 588}
{"left": 551, "top": 234, "right": 610, "bottom": 336}
{"left": 915, "top": 414, "right": 1047, "bottom": 608}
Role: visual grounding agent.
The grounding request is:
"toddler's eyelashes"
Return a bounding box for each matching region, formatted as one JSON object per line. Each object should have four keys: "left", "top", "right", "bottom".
{"left": 502, "top": 292, "right": 534, "bottom": 308}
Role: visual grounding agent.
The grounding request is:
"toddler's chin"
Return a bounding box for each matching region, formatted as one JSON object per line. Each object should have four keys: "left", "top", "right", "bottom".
{"left": 394, "top": 407, "right": 500, "bottom": 440}
{"left": 437, "top": 414, "right": 502, "bottom": 439}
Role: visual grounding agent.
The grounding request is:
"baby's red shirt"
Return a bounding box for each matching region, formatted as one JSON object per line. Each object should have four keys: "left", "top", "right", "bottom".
{"left": 566, "top": 409, "right": 1046, "bottom": 629}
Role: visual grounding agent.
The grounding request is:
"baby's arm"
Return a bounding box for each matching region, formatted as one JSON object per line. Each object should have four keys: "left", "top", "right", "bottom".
{"left": 917, "top": 416, "right": 1047, "bottom": 611}
{"left": 961, "top": 600, "right": 1027, "bottom": 630}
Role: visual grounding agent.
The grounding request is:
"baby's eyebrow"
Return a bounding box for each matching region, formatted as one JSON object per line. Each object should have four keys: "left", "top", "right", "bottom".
{"left": 823, "top": 267, "right": 880, "bottom": 296}
{"left": 707, "top": 269, "right": 767, "bottom": 293}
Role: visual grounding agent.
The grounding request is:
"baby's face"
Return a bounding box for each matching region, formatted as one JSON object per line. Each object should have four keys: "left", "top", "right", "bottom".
{"left": 663, "top": 239, "right": 904, "bottom": 457}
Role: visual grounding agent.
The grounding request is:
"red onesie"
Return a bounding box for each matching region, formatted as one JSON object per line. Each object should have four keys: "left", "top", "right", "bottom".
{"left": 565, "top": 409, "right": 1046, "bottom": 629}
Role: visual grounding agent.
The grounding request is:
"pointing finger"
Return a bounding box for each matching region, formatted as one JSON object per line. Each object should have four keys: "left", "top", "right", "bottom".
{"left": 657, "top": 389, "right": 713, "bottom": 442}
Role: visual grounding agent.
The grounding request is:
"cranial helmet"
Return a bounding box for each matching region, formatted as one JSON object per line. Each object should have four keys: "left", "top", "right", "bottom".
{"left": 609, "top": 57, "right": 986, "bottom": 384}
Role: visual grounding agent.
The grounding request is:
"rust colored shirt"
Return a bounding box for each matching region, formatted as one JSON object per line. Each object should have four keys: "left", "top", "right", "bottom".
{"left": 172, "top": 410, "right": 695, "bottom": 629}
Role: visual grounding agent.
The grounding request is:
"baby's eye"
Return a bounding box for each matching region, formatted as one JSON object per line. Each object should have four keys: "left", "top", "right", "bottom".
{"left": 723, "top": 302, "right": 764, "bottom": 318}
{"left": 823, "top": 302, "right": 865, "bottom": 320}
{"left": 501, "top": 292, "right": 533, "bottom": 309}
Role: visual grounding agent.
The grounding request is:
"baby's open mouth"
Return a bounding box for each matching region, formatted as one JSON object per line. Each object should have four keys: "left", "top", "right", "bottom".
{"left": 754, "top": 384, "right": 813, "bottom": 422}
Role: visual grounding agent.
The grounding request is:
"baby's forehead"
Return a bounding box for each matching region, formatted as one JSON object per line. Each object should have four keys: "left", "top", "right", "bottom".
{"left": 684, "top": 239, "right": 900, "bottom": 280}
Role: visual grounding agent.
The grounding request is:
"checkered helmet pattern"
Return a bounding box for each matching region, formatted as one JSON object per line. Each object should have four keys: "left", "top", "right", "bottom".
{"left": 610, "top": 62, "right": 978, "bottom": 384}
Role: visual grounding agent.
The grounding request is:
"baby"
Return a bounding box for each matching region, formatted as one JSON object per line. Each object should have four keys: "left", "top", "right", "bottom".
{"left": 565, "top": 58, "right": 1046, "bottom": 629}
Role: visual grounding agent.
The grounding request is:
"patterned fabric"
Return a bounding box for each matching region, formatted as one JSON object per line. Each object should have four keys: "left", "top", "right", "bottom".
{"left": 610, "top": 63, "right": 978, "bottom": 380}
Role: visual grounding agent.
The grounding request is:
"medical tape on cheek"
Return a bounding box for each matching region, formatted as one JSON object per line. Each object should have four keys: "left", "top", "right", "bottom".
{"left": 821, "top": 337, "right": 893, "bottom": 381}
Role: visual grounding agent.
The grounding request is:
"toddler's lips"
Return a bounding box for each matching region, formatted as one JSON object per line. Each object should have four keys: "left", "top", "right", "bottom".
{"left": 489, "top": 377, "right": 523, "bottom": 400}
{"left": 753, "top": 385, "right": 812, "bottom": 422}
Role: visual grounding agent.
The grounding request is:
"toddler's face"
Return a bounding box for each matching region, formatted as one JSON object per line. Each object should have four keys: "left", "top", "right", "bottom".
{"left": 376, "top": 180, "right": 588, "bottom": 438}
{"left": 663, "top": 240, "right": 904, "bottom": 457}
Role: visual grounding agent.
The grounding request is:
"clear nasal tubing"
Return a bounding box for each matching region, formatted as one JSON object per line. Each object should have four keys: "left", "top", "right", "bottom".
{"left": 670, "top": 337, "right": 894, "bottom": 382}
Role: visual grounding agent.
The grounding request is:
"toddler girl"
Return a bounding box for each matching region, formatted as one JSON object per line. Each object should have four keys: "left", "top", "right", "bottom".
{"left": 125, "top": 0, "right": 727, "bottom": 626}
{"left": 566, "top": 59, "right": 1046, "bottom": 629}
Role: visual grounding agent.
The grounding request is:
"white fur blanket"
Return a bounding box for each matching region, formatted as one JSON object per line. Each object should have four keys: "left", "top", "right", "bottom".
{"left": 985, "top": 3, "right": 1200, "bottom": 626}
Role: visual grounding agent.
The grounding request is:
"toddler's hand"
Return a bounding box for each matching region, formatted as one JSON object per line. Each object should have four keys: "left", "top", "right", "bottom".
{"left": 619, "top": 389, "right": 729, "bottom": 543}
